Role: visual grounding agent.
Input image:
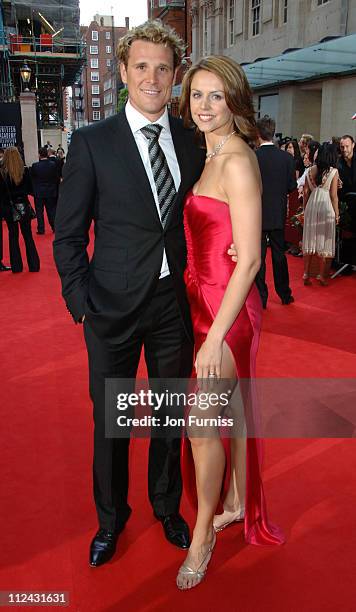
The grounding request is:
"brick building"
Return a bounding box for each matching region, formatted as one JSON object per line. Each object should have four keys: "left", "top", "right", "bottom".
{"left": 148, "top": 0, "right": 191, "bottom": 85}
{"left": 73, "top": 14, "right": 129, "bottom": 126}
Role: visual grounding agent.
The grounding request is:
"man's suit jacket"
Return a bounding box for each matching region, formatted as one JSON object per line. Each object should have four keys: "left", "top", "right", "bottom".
{"left": 53, "top": 111, "right": 205, "bottom": 343}
{"left": 31, "top": 159, "right": 60, "bottom": 199}
{"left": 256, "top": 144, "right": 297, "bottom": 231}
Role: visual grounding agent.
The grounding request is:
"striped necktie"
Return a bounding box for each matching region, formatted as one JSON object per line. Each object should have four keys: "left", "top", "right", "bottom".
{"left": 141, "top": 124, "right": 176, "bottom": 227}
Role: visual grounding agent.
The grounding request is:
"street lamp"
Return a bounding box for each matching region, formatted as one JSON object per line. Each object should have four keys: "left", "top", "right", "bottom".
{"left": 20, "top": 62, "right": 32, "bottom": 91}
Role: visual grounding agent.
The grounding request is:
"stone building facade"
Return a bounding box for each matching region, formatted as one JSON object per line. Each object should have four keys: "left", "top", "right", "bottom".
{"left": 190, "top": 0, "right": 356, "bottom": 140}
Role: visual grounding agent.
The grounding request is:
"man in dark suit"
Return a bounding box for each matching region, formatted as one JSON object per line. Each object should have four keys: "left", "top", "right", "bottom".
{"left": 255, "top": 116, "right": 296, "bottom": 308}
{"left": 31, "top": 147, "right": 59, "bottom": 234}
{"left": 53, "top": 21, "right": 205, "bottom": 567}
{"left": 338, "top": 135, "right": 356, "bottom": 270}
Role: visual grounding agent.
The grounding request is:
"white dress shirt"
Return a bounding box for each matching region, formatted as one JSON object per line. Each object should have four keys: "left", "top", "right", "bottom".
{"left": 125, "top": 100, "right": 181, "bottom": 278}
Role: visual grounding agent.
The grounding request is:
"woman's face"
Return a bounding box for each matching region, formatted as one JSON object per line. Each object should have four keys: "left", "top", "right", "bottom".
{"left": 190, "top": 69, "right": 234, "bottom": 135}
{"left": 286, "top": 142, "right": 294, "bottom": 156}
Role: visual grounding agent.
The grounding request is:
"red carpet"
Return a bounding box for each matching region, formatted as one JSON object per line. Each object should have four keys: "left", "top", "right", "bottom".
{"left": 1, "top": 223, "right": 356, "bottom": 611}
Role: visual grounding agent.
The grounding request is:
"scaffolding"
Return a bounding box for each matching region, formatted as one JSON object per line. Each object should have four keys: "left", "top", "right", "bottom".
{"left": 0, "top": 0, "right": 85, "bottom": 127}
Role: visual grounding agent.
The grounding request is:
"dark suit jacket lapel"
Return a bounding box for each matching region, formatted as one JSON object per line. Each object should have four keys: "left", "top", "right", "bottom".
{"left": 109, "top": 111, "right": 162, "bottom": 227}
{"left": 165, "top": 115, "right": 191, "bottom": 227}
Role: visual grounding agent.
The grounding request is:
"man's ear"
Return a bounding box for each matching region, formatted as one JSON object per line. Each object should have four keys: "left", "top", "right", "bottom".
{"left": 120, "top": 62, "right": 127, "bottom": 85}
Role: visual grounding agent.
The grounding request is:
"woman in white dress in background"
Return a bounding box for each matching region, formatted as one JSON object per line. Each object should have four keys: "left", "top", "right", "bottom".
{"left": 302, "top": 142, "right": 340, "bottom": 286}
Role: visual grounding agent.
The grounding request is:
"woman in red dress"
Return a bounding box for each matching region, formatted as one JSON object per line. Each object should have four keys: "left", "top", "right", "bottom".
{"left": 177, "top": 56, "right": 284, "bottom": 590}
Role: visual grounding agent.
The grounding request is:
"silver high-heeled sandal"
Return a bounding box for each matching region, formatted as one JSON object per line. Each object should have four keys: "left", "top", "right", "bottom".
{"left": 176, "top": 533, "right": 216, "bottom": 590}
{"left": 213, "top": 507, "right": 245, "bottom": 533}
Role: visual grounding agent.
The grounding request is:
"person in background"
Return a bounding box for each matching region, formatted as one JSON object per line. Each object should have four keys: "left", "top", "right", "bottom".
{"left": 338, "top": 135, "right": 356, "bottom": 273}
{"left": 0, "top": 147, "right": 40, "bottom": 273}
{"left": 56, "top": 148, "right": 66, "bottom": 178}
{"left": 0, "top": 147, "right": 11, "bottom": 271}
{"left": 298, "top": 133, "right": 314, "bottom": 167}
{"left": 285, "top": 139, "right": 304, "bottom": 179}
{"left": 302, "top": 143, "right": 339, "bottom": 286}
{"left": 297, "top": 140, "right": 321, "bottom": 194}
{"left": 31, "top": 147, "right": 59, "bottom": 234}
{"left": 255, "top": 116, "right": 296, "bottom": 308}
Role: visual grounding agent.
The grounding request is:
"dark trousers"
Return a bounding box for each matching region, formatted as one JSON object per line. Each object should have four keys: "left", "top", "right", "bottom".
{"left": 0, "top": 220, "right": 3, "bottom": 261}
{"left": 4, "top": 215, "right": 40, "bottom": 273}
{"left": 255, "top": 229, "right": 292, "bottom": 306}
{"left": 84, "top": 276, "right": 194, "bottom": 532}
{"left": 34, "top": 196, "right": 57, "bottom": 233}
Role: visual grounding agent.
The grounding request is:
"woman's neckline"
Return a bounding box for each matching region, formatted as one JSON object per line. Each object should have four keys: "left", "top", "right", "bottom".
{"left": 190, "top": 190, "right": 229, "bottom": 206}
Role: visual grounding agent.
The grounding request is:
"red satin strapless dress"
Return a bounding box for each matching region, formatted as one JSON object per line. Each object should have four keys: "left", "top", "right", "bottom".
{"left": 182, "top": 190, "right": 284, "bottom": 545}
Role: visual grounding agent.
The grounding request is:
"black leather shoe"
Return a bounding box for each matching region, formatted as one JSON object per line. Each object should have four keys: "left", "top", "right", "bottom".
{"left": 89, "top": 507, "right": 131, "bottom": 567}
{"left": 281, "top": 296, "right": 295, "bottom": 305}
{"left": 89, "top": 529, "right": 119, "bottom": 567}
{"left": 155, "top": 513, "right": 190, "bottom": 549}
{"left": 0, "top": 262, "right": 11, "bottom": 271}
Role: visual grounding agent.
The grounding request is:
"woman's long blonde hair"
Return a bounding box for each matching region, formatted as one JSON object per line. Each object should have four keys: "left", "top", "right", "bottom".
{"left": 2, "top": 147, "right": 25, "bottom": 185}
{"left": 180, "top": 55, "right": 257, "bottom": 143}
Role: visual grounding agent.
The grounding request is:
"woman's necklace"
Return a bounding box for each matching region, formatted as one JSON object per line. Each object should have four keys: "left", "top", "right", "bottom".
{"left": 206, "top": 130, "right": 236, "bottom": 159}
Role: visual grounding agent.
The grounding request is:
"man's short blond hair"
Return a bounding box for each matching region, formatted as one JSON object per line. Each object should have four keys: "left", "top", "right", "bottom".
{"left": 117, "top": 20, "right": 185, "bottom": 69}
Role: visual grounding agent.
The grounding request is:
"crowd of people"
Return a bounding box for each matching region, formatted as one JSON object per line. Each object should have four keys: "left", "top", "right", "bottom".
{"left": 256, "top": 128, "right": 355, "bottom": 292}
{"left": 0, "top": 144, "right": 64, "bottom": 272}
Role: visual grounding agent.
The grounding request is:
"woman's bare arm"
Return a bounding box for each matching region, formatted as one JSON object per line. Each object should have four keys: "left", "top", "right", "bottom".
{"left": 195, "top": 149, "right": 262, "bottom": 379}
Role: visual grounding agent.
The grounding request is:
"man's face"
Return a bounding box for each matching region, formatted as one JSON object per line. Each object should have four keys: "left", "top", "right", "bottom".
{"left": 120, "top": 40, "right": 176, "bottom": 122}
{"left": 340, "top": 137, "right": 355, "bottom": 162}
{"left": 299, "top": 138, "right": 307, "bottom": 154}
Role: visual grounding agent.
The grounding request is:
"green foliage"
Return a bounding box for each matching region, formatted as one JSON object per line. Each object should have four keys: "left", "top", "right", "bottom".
{"left": 117, "top": 88, "right": 128, "bottom": 112}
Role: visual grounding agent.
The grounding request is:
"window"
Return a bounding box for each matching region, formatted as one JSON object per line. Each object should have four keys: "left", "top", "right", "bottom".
{"left": 92, "top": 98, "right": 100, "bottom": 107}
{"left": 106, "top": 59, "right": 111, "bottom": 67}
{"left": 75, "top": 100, "right": 82, "bottom": 109}
{"left": 104, "top": 92, "right": 113, "bottom": 105}
{"left": 104, "top": 78, "right": 112, "bottom": 91}
{"left": 93, "top": 111, "right": 101, "bottom": 121}
{"left": 317, "top": 0, "right": 329, "bottom": 4}
{"left": 91, "top": 72, "right": 99, "bottom": 81}
{"left": 91, "top": 30, "right": 98, "bottom": 41}
{"left": 90, "top": 58, "right": 99, "bottom": 68}
{"left": 251, "top": 0, "right": 261, "bottom": 36}
{"left": 90, "top": 45, "right": 98, "bottom": 54}
{"left": 227, "top": 0, "right": 235, "bottom": 47}
{"left": 105, "top": 31, "right": 111, "bottom": 39}
{"left": 106, "top": 45, "right": 112, "bottom": 54}
{"left": 203, "top": 7, "right": 208, "bottom": 55}
{"left": 74, "top": 87, "right": 81, "bottom": 97}
{"left": 283, "top": 0, "right": 288, "bottom": 23}
{"left": 92, "top": 84, "right": 100, "bottom": 94}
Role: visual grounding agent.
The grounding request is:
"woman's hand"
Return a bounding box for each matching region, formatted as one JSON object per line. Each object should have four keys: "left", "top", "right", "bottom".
{"left": 195, "top": 336, "right": 223, "bottom": 383}
{"left": 227, "top": 242, "right": 238, "bottom": 263}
